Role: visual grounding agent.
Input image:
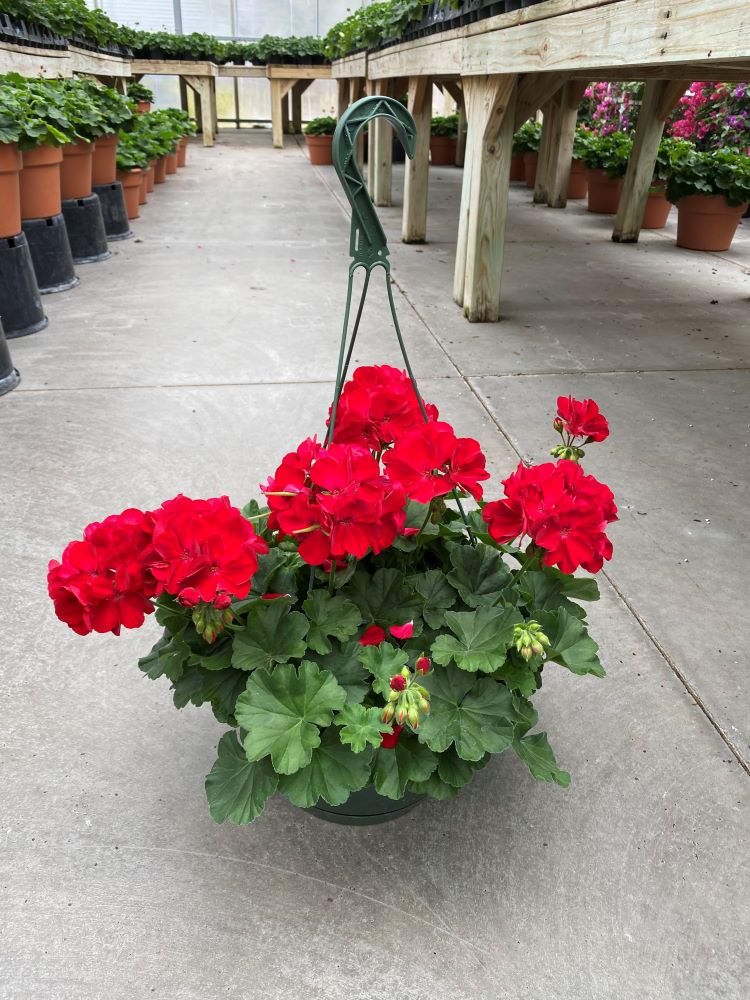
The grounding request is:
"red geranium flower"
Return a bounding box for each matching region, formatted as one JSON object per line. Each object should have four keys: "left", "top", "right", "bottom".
{"left": 47, "top": 508, "right": 157, "bottom": 636}
{"left": 359, "top": 624, "right": 386, "bottom": 646}
{"left": 556, "top": 396, "right": 609, "bottom": 442}
{"left": 149, "top": 495, "right": 268, "bottom": 605}
{"left": 383, "top": 421, "right": 489, "bottom": 502}
{"left": 379, "top": 724, "right": 403, "bottom": 748}
{"left": 329, "top": 365, "right": 439, "bottom": 451}
{"left": 483, "top": 459, "right": 617, "bottom": 574}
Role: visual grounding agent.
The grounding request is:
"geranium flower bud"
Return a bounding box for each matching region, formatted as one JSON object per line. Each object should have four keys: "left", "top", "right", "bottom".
{"left": 400, "top": 666, "right": 410, "bottom": 678}
{"left": 387, "top": 689, "right": 400, "bottom": 703}
{"left": 382, "top": 704, "right": 395, "bottom": 724}
{"left": 390, "top": 674, "right": 407, "bottom": 692}
{"left": 415, "top": 656, "right": 430, "bottom": 674}
{"left": 178, "top": 587, "right": 201, "bottom": 608}
{"left": 407, "top": 706, "right": 420, "bottom": 728}
{"left": 553, "top": 417, "right": 565, "bottom": 434}
{"left": 419, "top": 697, "right": 430, "bottom": 713}
{"left": 213, "top": 593, "right": 231, "bottom": 610}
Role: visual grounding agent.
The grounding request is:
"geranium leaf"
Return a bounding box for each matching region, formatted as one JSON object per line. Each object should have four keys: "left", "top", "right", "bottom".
{"left": 302, "top": 591, "right": 362, "bottom": 655}
{"left": 139, "top": 628, "right": 190, "bottom": 682}
{"left": 447, "top": 542, "right": 512, "bottom": 608}
{"left": 335, "top": 704, "right": 392, "bottom": 752}
{"left": 248, "top": 548, "right": 300, "bottom": 600}
{"left": 372, "top": 733, "right": 437, "bottom": 799}
{"left": 412, "top": 569, "right": 457, "bottom": 628}
{"left": 189, "top": 640, "right": 233, "bottom": 671}
{"left": 391, "top": 501, "right": 438, "bottom": 551}
{"left": 436, "top": 747, "right": 489, "bottom": 788}
{"left": 520, "top": 570, "right": 597, "bottom": 620}
{"left": 277, "top": 728, "right": 373, "bottom": 807}
{"left": 494, "top": 657, "right": 540, "bottom": 697}
{"left": 511, "top": 693, "right": 538, "bottom": 739}
{"left": 537, "top": 609, "right": 605, "bottom": 677}
{"left": 347, "top": 568, "right": 420, "bottom": 626}
{"left": 205, "top": 731, "right": 278, "bottom": 824}
{"left": 419, "top": 664, "right": 517, "bottom": 761}
{"left": 171, "top": 662, "right": 205, "bottom": 708}
{"left": 357, "top": 641, "right": 408, "bottom": 695}
{"left": 232, "top": 601, "right": 309, "bottom": 671}
{"left": 235, "top": 661, "right": 347, "bottom": 775}
{"left": 431, "top": 606, "right": 522, "bottom": 673}
{"left": 307, "top": 640, "right": 369, "bottom": 703}
{"left": 408, "top": 772, "right": 459, "bottom": 800}
{"left": 513, "top": 732, "right": 570, "bottom": 788}
{"left": 202, "top": 668, "right": 249, "bottom": 725}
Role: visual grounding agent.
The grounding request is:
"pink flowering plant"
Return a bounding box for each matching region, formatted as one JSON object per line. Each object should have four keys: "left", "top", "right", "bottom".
{"left": 580, "top": 81, "right": 643, "bottom": 136}
{"left": 669, "top": 82, "right": 750, "bottom": 153}
{"left": 48, "top": 371, "right": 617, "bottom": 825}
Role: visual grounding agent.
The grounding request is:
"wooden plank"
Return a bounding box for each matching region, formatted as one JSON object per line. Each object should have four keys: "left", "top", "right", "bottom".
{"left": 69, "top": 45, "right": 131, "bottom": 77}
{"left": 612, "top": 78, "right": 690, "bottom": 242}
{"left": 337, "top": 78, "right": 349, "bottom": 119}
{"left": 514, "top": 71, "right": 570, "bottom": 127}
{"left": 456, "top": 98, "right": 467, "bottom": 167}
{"left": 282, "top": 89, "right": 291, "bottom": 135}
{"left": 291, "top": 80, "right": 312, "bottom": 134}
{"left": 217, "top": 64, "right": 266, "bottom": 78}
{"left": 547, "top": 80, "right": 587, "bottom": 207}
{"left": 266, "top": 64, "right": 332, "bottom": 80}
{"left": 0, "top": 41, "right": 71, "bottom": 77}
{"left": 459, "top": 75, "right": 518, "bottom": 322}
{"left": 270, "top": 78, "right": 285, "bottom": 148}
{"left": 533, "top": 92, "right": 562, "bottom": 204}
{"left": 371, "top": 79, "right": 394, "bottom": 207}
{"left": 131, "top": 59, "right": 217, "bottom": 76}
{"left": 331, "top": 52, "right": 368, "bottom": 79}
{"left": 402, "top": 76, "right": 432, "bottom": 244}
{"left": 194, "top": 76, "right": 215, "bottom": 147}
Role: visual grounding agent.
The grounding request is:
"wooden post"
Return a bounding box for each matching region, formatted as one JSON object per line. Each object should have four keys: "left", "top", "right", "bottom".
{"left": 337, "top": 78, "right": 348, "bottom": 120}
{"left": 402, "top": 75, "right": 432, "bottom": 244}
{"left": 195, "top": 77, "right": 214, "bottom": 147}
{"left": 547, "top": 81, "right": 587, "bottom": 208}
{"left": 612, "top": 79, "right": 689, "bottom": 242}
{"left": 371, "top": 79, "right": 394, "bottom": 206}
{"left": 533, "top": 95, "right": 560, "bottom": 204}
{"left": 454, "top": 74, "right": 517, "bottom": 322}
{"left": 270, "top": 78, "right": 294, "bottom": 148}
{"left": 290, "top": 80, "right": 312, "bottom": 135}
{"left": 179, "top": 78, "right": 189, "bottom": 113}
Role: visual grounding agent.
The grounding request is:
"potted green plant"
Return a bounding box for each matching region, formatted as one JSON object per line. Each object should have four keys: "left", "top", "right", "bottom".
{"left": 127, "top": 81, "right": 155, "bottom": 115}
{"left": 115, "top": 132, "right": 147, "bottom": 219}
{"left": 666, "top": 145, "right": 750, "bottom": 251}
{"left": 512, "top": 119, "right": 542, "bottom": 188}
{"left": 0, "top": 81, "right": 24, "bottom": 239}
{"left": 430, "top": 113, "right": 458, "bottom": 166}
{"left": 577, "top": 130, "right": 633, "bottom": 213}
{"left": 568, "top": 126, "right": 590, "bottom": 199}
{"left": 48, "top": 379, "right": 616, "bottom": 827}
{"left": 303, "top": 115, "right": 337, "bottom": 165}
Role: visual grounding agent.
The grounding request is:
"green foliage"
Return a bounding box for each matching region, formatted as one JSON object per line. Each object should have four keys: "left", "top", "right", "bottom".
{"left": 205, "top": 731, "right": 278, "bottom": 824}
{"left": 372, "top": 733, "right": 437, "bottom": 799}
{"left": 431, "top": 606, "right": 521, "bottom": 673}
{"left": 236, "top": 661, "right": 347, "bottom": 774}
{"left": 232, "top": 600, "right": 309, "bottom": 671}
{"left": 357, "top": 641, "right": 409, "bottom": 696}
{"left": 576, "top": 130, "right": 633, "bottom": 178}
{"left": 303, "top": 591, "right": 362, "bottom": 654}
{"left": 513, "top": 119, "right": 542, "bottom": 154}
{"left": 278, "top": 728, "right": 373, "bottom": 807}
{"left": 446, "top": 541, "right": 512, "bottom": 608}
{"left": 665, "top": 144, "right": 750, "bottom": 207}
{"left": 303, "top": 116, "right": 337, "bottom": 136}
{"left": 513, "top": 732, "right": 570, "bottom": 788}
{"left": 127, "top": 82, "right": 154, "bottom": 104}
{"left": 336, "top": 704, "right": 393, "bottom": 752}
{"left": 431, "top": 113, "right": 459, "bottom": 138}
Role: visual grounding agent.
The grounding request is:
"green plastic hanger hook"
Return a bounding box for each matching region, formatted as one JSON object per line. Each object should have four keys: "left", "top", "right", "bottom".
{"left": 333, "top": 95, "right": 416, "bottom": 270}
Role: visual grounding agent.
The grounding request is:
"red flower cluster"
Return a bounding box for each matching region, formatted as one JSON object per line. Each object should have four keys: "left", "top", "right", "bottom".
{"left": 383, "top": 421, "right": 489, "bottom": 502}
{"left": 556, "top": 396, "right": 609, "bottom": 442}
{"left": 482, "top": 460, "right": 617, "bottom": 574}
{"left": 48, "top": 496, "right": 267, "bottom": 636}
{"left": 48, "top": 508, "right": 157, "bottom": 637}
{"left": 149, "top": 495, "right": 267, "bottom": 605}
{"left": 329, "top": 365, "right": 438, "bottom": 452}
{"left": 263, "top": 438, "right": 407, "bottom": 566}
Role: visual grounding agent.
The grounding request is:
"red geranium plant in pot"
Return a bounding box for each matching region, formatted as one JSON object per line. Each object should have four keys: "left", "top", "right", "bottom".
{"left": 47, "top": 386, "right": 616, "bottom": 825}
{"left": 47, "top": 98, "right": 617, "bottom": 828}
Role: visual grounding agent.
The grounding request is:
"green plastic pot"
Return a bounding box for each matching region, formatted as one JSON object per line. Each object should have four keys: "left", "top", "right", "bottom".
{"left": 307, "top": 784, "right": 424, "bottom": 825}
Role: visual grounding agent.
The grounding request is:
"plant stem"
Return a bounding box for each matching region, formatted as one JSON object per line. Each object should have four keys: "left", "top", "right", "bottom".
{"left": 328, "top": 563, "right": 336, "bottom": 595}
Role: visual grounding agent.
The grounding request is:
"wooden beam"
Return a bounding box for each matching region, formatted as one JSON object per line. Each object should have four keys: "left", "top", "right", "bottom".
{"left": 533, "top": 92, "right": 562, "bottom": 204}
{"left": 192, "top": 76, "right": 215, "bottom": 146}
{"left": 455, "top": 74, "right": 518, "bottom": 322}
{"left": 371, "top": 79, "right": 394, "bottom": 207}
{"left": 456, "top": 100, "right": 467, "bottom": 167}
{"left": 290, "top": 80, "right": 312, "bottom": 134}
{"left": 547, "top": 79, "right": 587, "bottom": 207}
{"left": 442, "top": 80, "right": 463, "bottom": 107}
{"left": 402, "top": 76, "right": 432, "bottom": 244}
{"left": 266, "top": 64, "right": 332, "bottom": 80}
{"left": 270, "top": 78, "right": 285, "bottom": 148}
{"left": 337, "top": 78, "right": 349, "bottom": 119}
{"left": 612, "top": 78, "right": 689, "bottom": 242}
{"left": 514, "top": 72, "right": 569, "bottom": 128}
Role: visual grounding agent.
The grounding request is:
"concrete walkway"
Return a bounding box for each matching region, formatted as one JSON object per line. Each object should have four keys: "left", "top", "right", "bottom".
{"left": 2, "top": 132, "right": 749, "bottom": 1000}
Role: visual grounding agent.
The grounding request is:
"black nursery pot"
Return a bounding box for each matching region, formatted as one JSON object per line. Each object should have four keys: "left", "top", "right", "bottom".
{"left": 307, "top": 785, "right": 424, "bottom": 826}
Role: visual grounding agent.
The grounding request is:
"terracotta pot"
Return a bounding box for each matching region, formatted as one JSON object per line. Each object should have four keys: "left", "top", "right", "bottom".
{"left": 154, "top": 157, "right": 167, "bottom": 184}
{"left": 165, "top": 149, "right": 178, "bottom": 174}
{"left": 586, "top": 168, "right": 622, "bottom": 214}
{"left": 138, "top": 171, "right": 148, "bottom": 205}
{"left": 641, "top": 185, "right": 672, "bottom": 230}
{"left": 510, "top": 153, "right": 525, "bottom": 182}
{"left": 0, "top": 143, "right": 23, "bottom": 239}
{"left": 523, "top": 151, "right": 538, "bottom": 189}
{"left": 146, "top": 162, "right": 156, "bottom": 193}
{"left": 675, "top": 194, "right": 748, "bottom": 252}
{"left": 92, "top": 133, "right": 118, "bottom": 185}
{"left": 305, "top": 134, "right": 333, "bottom": 166}
{"left": 117, "top": 169, "right": 142, "bottom": 219}
{"left": 177, "top": 137, "right": 188, "bottom": 167}
{"left": 60, "top": 140, "right": 95, "bottom": 200}
{"left": 429, "top": 135, "right": 457, "bottom": 166}
{"left": 19, "top": 144, "right": 63, "bottom": 220}
{"left": 136, "top": 101, "right": 151, "bottom": 114}
{"left": 567, "top": 159, "right": 588, "bottom": 200}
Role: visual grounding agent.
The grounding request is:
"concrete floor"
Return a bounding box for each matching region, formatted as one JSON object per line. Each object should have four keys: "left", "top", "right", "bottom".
{"left": 2, "top": 132, "right": 749, "bottom": 1000}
